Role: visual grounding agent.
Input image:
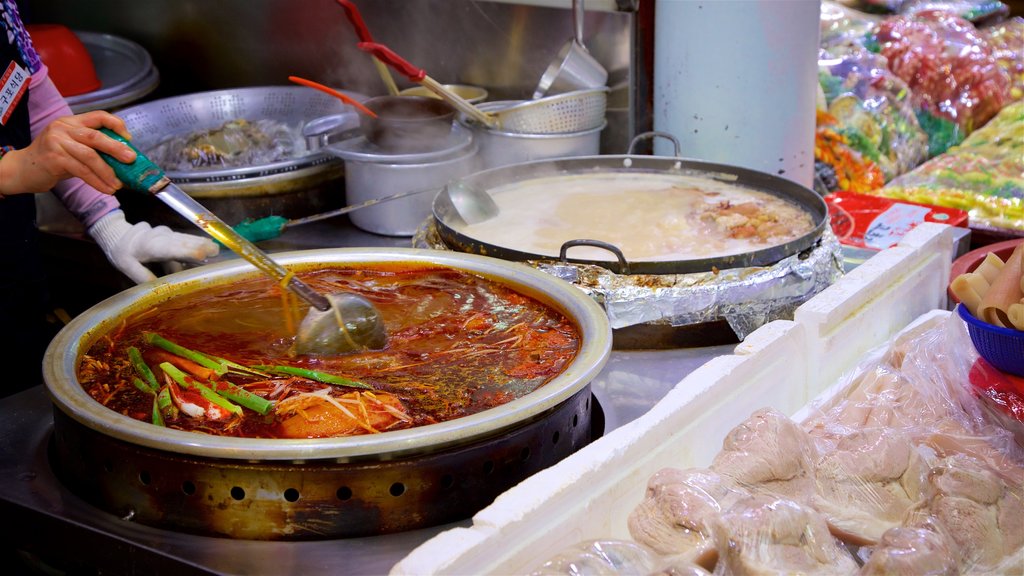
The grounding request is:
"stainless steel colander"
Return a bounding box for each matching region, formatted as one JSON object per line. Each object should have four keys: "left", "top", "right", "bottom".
{"left": 491, "top": 87, "right": 608, "bottom": 134}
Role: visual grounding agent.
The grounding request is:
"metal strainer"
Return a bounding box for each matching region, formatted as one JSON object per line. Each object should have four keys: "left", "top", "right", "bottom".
{"left": 490, "top": 87, "right": 609, "bottom": 134}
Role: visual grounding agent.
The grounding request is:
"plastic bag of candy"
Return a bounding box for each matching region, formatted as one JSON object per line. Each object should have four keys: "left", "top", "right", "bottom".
{"left": 874, "top": 100, "right": 1023, "bottom": 233}
{"left": 979, "top": 16, "right": 1024, "bottom": 102}
{"left": 818, "top": 43, "right": 930, "bottom": 180}
{"left": 814, "top": 110, "right": 887, "bottom": 195}
{"left": 820, "top": 1, "right": 883, "bottom": 49}
{"left": 875, "top": 9, "right": 1013, "bottom": 155}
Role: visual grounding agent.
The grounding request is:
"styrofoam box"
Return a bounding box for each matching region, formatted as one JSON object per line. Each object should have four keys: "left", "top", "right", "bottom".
{"left": 392, "top": 222, "right": 956, "bottom": 576}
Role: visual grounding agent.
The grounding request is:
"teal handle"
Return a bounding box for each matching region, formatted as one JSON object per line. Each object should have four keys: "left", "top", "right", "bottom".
{"left": 99, "top": 127, "right": 167, "bottom": 193}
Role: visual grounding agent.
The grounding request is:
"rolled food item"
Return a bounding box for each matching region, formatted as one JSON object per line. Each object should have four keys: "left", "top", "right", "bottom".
{"left": 951, "top": 272, "right": 992, "bottom": 317}
{"left": 1009, "top": 302, "right": 1024, "bottom": 330}
{"left": 977, "top": 244, "right": 1024, "bottom": 329}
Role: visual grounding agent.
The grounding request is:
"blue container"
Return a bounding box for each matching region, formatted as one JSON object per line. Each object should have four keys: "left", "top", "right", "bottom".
{"left": 958, "top": 304, "right": 1024, "bottom": 377}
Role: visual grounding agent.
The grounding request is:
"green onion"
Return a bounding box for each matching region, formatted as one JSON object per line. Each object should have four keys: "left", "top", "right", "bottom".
{"left": 145, "top": 333, "right": 226, "bottom": 376}
{"left": 132, "top": 377, "right": 155, "bottom": 395}
{"left": 209, "top": 381, "right": 273, "bottom": 415}
{"left": 159, "top": 362, "right": 195, "bottom": 389}
{"left": 156, "top": 385, "right": 177, "bottom": 421}
{"left": 191, "top": 381, "right": 244, "bottom": 416}
{"left": 208, "top": 355, "right": 271, "bottom": 379}
{"left": 151, "top": 396, "right": 166, "bottom": 427}
{"left": 252, "top": 365, "right": 372, "bottom": 390}
{"left": 159, "top": 362, "right": 258, "bottom": 416}
{"left": 128, "top": 346, "right": 159, "bottom": 392}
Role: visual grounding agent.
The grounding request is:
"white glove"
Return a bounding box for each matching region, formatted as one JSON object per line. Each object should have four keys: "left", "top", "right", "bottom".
{"left": 88, "top": 210, "right": 220, "bottom": 284}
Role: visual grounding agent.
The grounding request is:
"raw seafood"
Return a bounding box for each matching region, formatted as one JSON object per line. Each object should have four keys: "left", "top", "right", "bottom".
{"left": 859, "top": 527, "right": 959, "bottom": 575}
{"left": 627, "top": 468, "right": 741, "bottom": 566}
{"left": 710, "top": 495, "right": 859, "bottom": 575}
{"left": 147, "top": 118, "right": 303, "bottom": 170}
{"left": 810, "top": 427, "right": 931, "bottom": 545}
{"left": 709, "top": 408, "right": 817, "bottom": 502}
{"left": 904, "top": 454, "right": 1024, "bottom": 572}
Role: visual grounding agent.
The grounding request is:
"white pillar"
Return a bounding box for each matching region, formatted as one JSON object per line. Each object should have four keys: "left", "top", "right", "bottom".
{"left": 653, "top": 0, "right": 821, "bottom": 188}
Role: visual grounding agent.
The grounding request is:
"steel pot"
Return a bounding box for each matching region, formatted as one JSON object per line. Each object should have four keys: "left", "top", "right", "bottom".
{"left": 462, "top": 100, "right": 604, "bottom": 170}
{"left": 42, "top": 248, "right": 611, "bottom": 539}
{"left": 326, "top": 124, "right": 481, "bottom": 236}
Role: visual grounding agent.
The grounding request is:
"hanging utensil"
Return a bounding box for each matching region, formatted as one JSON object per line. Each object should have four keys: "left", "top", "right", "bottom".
{"left": 533, "top": 0, "right": 608, "bottom": 99}
{"left": 97, "top": 128, "right": 387, "bottom": 356}
{"left": 233, "top": 179, "right": 499, "bottom": 243}
{"left": 358, "top": 41, "right": 499, "bottom": 130}
{"left": 288, "top": 75, "right": 378, "bottom": 118}
{"left": 335, "top": 0, "right": 400, "bottom": 96}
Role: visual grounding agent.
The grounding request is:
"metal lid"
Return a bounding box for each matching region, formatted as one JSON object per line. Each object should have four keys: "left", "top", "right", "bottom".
{"left": 66, "top": 31, "right": 159, "bottom": 113}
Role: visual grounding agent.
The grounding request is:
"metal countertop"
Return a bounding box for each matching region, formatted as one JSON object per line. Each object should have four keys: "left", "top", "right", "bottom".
{"left": 3, "top": 219, "right": 736, "bottom": 575}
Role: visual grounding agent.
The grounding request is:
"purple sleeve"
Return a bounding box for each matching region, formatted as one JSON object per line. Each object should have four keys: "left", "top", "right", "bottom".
{"left": 28, "top": 64, "right": 120, "bottom": 227}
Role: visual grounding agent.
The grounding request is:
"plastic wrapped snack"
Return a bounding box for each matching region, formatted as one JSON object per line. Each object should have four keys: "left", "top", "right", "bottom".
{"left": 979, "top": 16, "right": 1024, "bottom": 102}
{"left": 815, "top": 110, "right": 887, "bottom": 194}
{"left": 818, "top": 43, "right": 930, "bottom": 179}
{"left": 899, "top": 0, "right": 1010, "bottom": 23}
{"left": 842, "top": 0, "right": 1010, "bottom": 21}
{"left": 875, "top": 9, "right": 1013, "bottom": 154}
{"left": 820, "top": 1, "right": 883, "bottom": 48}
{"left": 874, "top": 100, "right": 1024, "bottom": 232}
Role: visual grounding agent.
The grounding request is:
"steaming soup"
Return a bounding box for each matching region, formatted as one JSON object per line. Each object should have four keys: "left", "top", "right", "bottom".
{"left": 461, "top": 173, "right": 816, "bottom": 262}
{"left": 78, "top": 264, "right": 580, "bottom": 439}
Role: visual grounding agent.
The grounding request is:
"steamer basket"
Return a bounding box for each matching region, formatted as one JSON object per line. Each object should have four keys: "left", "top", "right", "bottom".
{"left": 115, "top": 86, "right": 366, "bottom": 182}
{"left": 114, "top": 86, "right": 367, "bottom": 225}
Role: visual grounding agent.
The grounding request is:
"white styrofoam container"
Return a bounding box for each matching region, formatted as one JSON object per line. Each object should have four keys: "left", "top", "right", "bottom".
{"left": 392, "top": 222, "right": 956, "bottom": 576}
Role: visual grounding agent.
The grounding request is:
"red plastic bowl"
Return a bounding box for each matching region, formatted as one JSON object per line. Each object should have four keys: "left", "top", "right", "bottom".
{"left": 948, "top": 238, "right": 1023, "bottom": 305}
{"left": 27, "top": 24, "right": 101, "bottom": 97}
{"left": 968, "top": 357, "right": 1024, "bottom": 447}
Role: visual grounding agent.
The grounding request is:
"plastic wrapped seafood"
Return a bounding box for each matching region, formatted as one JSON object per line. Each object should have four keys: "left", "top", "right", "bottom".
{"left": 533, "top": 309, "right": 1024, "bottom": 574}
{"left": 818, "top": 43, "right": 930, "bottom": 180}
{"left": 874, "top": 100, "right": 1024, "bottom": 232}
{"left": 875, "top": 9, "right": 1013, "bottom": 153}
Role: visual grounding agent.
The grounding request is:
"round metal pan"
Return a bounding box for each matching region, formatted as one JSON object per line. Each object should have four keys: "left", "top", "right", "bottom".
{"left": 43, "top": 248, "right": 611, "bottom": 462}
{"left": 432, "top": 144, "right": 828, "bottom": 275}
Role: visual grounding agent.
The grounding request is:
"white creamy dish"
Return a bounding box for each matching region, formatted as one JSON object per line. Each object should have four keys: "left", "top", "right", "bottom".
{"left": 459, "top": 172, "right": 816, "bottom": 262}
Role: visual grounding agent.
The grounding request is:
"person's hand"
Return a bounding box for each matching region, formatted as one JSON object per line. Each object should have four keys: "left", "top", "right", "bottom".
{"left": 88, "top": 210, "right": 220, "bottom": 284}
{"left": 0, "top": 110, "right": 135, "bottom": 196}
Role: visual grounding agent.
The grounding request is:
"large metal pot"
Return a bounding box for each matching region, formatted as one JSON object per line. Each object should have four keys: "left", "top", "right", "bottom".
{"left": 432, "top": 134, "right": 828, "bottom": 275}
{"left": 113, "top": 86, "right": 364, "bottom": 226}
{"left": 43, "top": 248, "right": 611, "bottom": 540}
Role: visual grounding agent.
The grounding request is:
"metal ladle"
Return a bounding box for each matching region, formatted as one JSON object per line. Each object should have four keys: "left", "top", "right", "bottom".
{"left": 533, "top": 0, "right": 608, "bottom": 98}
{"left": 98, "top": 128, "right": 387, "bottom": 356}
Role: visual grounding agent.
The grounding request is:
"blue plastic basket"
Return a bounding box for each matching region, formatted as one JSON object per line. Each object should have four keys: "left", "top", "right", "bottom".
{"left": 958, "top": 304, "right": 1024, "bottom": 377}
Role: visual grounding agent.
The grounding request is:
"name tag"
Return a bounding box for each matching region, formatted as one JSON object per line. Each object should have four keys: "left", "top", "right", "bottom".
{"left": 0, "top": 60, "right": 31, "bottom": 126}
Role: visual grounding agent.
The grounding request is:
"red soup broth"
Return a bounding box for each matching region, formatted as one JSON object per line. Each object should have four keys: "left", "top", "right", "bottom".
{"left": 78, "top": 265, "right": 581, "bottom": 439}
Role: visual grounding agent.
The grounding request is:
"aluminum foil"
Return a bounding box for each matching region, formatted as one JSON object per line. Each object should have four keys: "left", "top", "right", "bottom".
{"left": 414, "top": 221, "right": 845, "bottom": 340}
